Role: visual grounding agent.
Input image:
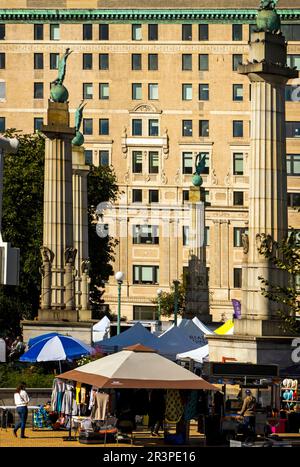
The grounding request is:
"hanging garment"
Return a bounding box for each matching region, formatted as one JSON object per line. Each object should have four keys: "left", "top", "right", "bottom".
{"left": 61, "top": 385, "right": 74, "bottom": 415}
{"left": 184, "top": 391, "right": 199, "bottom": 421}
{"left": 51, "top": 378, "right": 66, "bottom": 412}
{"left": 165, "top": 390, "right": 184, "bottom": 423}
{"left": 92, "top": 392, "right": 109, "bottom": 420}
{"left": 89, "top": 388, "right": 97, "bottom": 411}
{"left": 75, "top": 383, "right": 81, "bottom": 404}
{"left": 80, "top": 386, "right": 86, "bottom": 404}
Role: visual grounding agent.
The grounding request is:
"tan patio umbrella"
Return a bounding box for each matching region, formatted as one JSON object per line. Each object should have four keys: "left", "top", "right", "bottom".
{"left": 58, "top": 344, "right": 217, "bottom": 390}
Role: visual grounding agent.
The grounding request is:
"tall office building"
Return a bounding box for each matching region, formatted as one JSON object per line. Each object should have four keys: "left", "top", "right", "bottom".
{"left": 0, "top": 1, "right": 299, "bottom": 321}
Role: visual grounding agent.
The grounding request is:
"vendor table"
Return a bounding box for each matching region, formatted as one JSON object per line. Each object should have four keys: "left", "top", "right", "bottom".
{"left": 0, "top": 405, "right": 39, "bottom": 430}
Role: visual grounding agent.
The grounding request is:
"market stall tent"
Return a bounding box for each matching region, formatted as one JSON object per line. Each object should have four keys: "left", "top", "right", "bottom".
{"left": 58, "top": 344, "right": 217, "bottom": 390}
{"left": 92, "top": 316, "right": 111, "bottom": 343}
{"left": 159, "top": 319, "right": 208, "bottom": 347}
{"left": 176, "top": 345, "right": 209, "bottom": 364}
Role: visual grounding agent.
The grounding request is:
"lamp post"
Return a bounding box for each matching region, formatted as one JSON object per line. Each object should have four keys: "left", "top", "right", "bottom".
{"left": 173, "top": 280, "right": 179, "bottom": 327}
{"left": 115, "top": 271, "right": 124, "bottom": 335}
{"left": 157, "top": 288, "right": 162, "bottom": 328}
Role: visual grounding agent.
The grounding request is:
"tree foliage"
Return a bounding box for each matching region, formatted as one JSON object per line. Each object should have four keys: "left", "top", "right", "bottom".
{"left": 259, "top": 229, "right": 300, "bottom": 334}
{"left": 152, "top": 279, "right": 186, "bottom": 318}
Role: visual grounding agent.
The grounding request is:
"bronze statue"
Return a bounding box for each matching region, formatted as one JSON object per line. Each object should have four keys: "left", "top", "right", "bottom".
{"left": 195, "top": 153, "right": 207, "bottom": 175}
{"left": 260, "top": 0, "right": 278, "bottom": 9}
{"left": 74, "top": 100, "right": 87, "bottom": 132}
{"left": 52, "top": 48, "right": 72, "bottom": 86}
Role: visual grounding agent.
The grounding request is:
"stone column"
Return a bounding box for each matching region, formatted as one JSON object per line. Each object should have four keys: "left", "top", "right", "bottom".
{"left": 236, "top": 31, "right": 298, "bottom": 335}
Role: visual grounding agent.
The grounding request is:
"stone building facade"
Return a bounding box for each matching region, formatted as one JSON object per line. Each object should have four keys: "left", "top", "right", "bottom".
{"left": 0, "top": 0, "right": 299, "bottom": 321}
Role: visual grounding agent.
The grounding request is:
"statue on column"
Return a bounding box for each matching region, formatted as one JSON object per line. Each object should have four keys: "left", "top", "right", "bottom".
{"left": 72, "top": 100, "right": 87, "bottom": 146}
{"left": 192, "top": 153, "right": 206, "bottom": 187}
{"left": 65, "top": 247, "right": 77, "bottom": 266}
{"left": 50, "top": 48, "right": 73, "bottom": 103}
{"left": 257, "top": 0, "right": 280, "bottom": 32}
{"left": 53, "top": 48, "right": 72, "bottom": 86}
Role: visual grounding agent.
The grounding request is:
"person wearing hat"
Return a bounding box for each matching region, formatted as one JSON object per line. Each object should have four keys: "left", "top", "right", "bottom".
{"left": 238, "top": 389, "right": 256, "bottom": 436}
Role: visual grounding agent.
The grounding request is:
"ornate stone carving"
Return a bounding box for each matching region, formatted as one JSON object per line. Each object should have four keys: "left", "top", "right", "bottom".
{"left": 40, "top": 246, "right": 54, "bottom": 263}
{"left": 124, "top": 170, "right": 130, "bottom": 183}
{"left": 175, "top": 168, "right": 181, "bottom": 184}
{"left": 224, "top": 171, "right": 231, "bottom": 185}
{"left": 211, "top": 168, "right": 218, "bottom": 185}
{"left": 65, "top": 247, "right": 77, "bottom": 265}
{"left": 161, "top": 170, "right": 168, "bottom": 185}
{"left": 144, "top": 173, "right": 150, "bottom": 182}
{"left": 121, "top": 126, "right": 128, "bottom": 156}
{"left": 81, "top": 259, "right": 91, "bottom": 274}
{"left": 256, "top": 233, "right": 274, "bottom": 255}
{"left": 241, "top": 232, "right": 249, "bottom": 254}
{"left": 163, "top": 128, "right": 169, "bottom": 157}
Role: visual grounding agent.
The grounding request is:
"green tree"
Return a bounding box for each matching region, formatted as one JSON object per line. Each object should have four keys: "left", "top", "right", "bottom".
{"left": 0, "top": 130, "right": 119, "bottom": 336}
{"left": 259, "top": 229, "right": 300, "bottom": 334}
{"left": 152, "top": 279, "right": 186, "bottom": 318}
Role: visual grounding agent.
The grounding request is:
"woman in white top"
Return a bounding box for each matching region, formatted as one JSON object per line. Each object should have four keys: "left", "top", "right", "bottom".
{"left": 13, "top": 383, "right": 30, "bottom": 438}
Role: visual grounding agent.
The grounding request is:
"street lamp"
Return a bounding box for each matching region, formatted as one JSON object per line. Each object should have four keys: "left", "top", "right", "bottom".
{"left": 173, "top": 280, "right": 180, "bottom": 327}
{"left": 157, "top": 288, "right": 163, "bottom": 326}
{"left": 115, "top": 271, "right": 124, "bottom": 335}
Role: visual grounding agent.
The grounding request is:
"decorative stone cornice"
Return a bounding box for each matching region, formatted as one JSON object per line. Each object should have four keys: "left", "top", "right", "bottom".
{"left": 0, "top": 9, "right": 299, "bottom": 23}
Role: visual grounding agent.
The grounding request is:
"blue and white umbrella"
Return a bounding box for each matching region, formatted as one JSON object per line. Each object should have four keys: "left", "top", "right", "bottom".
{"left": 20, "top": 334, "right": 93, "bottom": 363}
{"left": 28, "top": 332, "right": 60, "bottom": 348}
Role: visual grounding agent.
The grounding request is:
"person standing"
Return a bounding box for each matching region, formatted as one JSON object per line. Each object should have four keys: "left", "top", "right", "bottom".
{"left": 13, "top": 383, "right": 30, "bottom": 438}
{"left": 238, "top": 389, "right": 256, "bottom": 436}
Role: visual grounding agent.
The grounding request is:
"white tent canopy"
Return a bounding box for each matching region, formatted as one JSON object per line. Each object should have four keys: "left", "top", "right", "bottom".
{"left": 92, "top": 316, "right": 111, "bottom": 342}
{"left": 192, "top": 317, "right": 214, "bottom": 335}
{"left": 176, "top": 344, "right": 209, "bottom": 363}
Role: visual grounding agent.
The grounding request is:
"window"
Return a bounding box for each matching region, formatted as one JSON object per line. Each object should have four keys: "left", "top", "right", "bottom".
{"left": 34, "top": 118, "right": 43, "bottom": 132}
{"left": 288, "top": 193, "right": 300, "bottom": 207}
{"left": 50, "top": 24, "right": 60, "bottom": 41}
{"left": 132, "top": 119, "right": 142, "bottom": 136}
{"left": 199, "top": 24, "right": 209, "bottom": 41}
{"left": 133, "top": 265, "right": 159, "bottom": 284}
{"left": 83, "top": 83, "right": 93, "bottom": 99}
{"left": 287, "top": 55, "right": 300, "bottom": 70}
{"left": 233, "top": 191, "right": 244, "bottom": 206}
{"left": 204, "top": 226, "right": 210, "bottom": 246}
{"left": 148, "top": 24, "right": 158, "bottom": 41}
{"left": 133, "top": 225, "right": 159, "bottom": 244}
{"left": 183, "top": 226, "right": 189, "bottom": 246}
{"left": 233, "top": 54, "right": 243, "bottom": 71}
{"left": 149, "top": 190, "right": 159, "bottom": 203}
{"left": 233, "top": 24, "right": 243, "bottom": 41}
{"left": 34, "top": 24, "right": 43, "bottom": 40}
{"left": 132, "top": 54, "right": 142, "bottom": 70}
{"left": 34, "top": 82, "right": 44, "bottom": 99}
{"left": 148, "top": 54, "right": 158, "bottom": 71}
{"left": 0, "top": 25, "right": 4, "bottom": 40}
{"left": 133, "top": 306, "right": 157, "bottom": 321}
{"left": 34, "top": 53, "right": 43, "bottom": 69}
{"left": 182, "top": 120, "right": 192, "bottom": 137}
{"left": 205, "top": 190, "right": 210, "bottom": 204}
{"left": 132, "top": 24, "right": 142, "bottom": 41}
{"left": 199, "top": 120, "right": 209, "bottom": 137}
{"left": 132, "top": 151, "right": 143, "bottom": 173}
{"left": 83, "top": 24, "right": 93, "bottom": 40}
{"left": 99, "top": 118, "right": 109, "bottom": 135}
{"left": 182, "top": 54, "right": 192, "bottom": 71}
{"left": 148, "top": 83, "right": 158, "bottom": 100}
{"left": 83, "top": 119, "right": 93, "bottom": 135}
{"left": 99, "top": 24, "right": 109, "bottom": 40}
{"left": 233, "top": 84, "right": 243, "bottom": 101}
{"left": 83, "top": 53, "right": 93, "bottom": 70}
{"left": 148, "top": 119, "right": 159, "bottom": 136}
{"left": 198, "top": 152, "right": 209, "bottom": 174}
{"left": 84, "top": 149, "right": 93, "bottom": 165}
{"left": 233, "top": 120, "right": 244, "bottom": 137}
{"left": 132, "top": 83, "right": 142, "bottom": 100}
{"left": 99, "top": 150, "right": 109, "bottom": 166}
{"left": 281, "top": 25, "right": 300, "bottom": 41}
{"left": 182, "top": 84, "right": 192, "bottom": 101}
{"left": 183, "top": 190, "right": 189, "bottom": 202}
{"left": 233, "top": 153, "right": 244, "bottom": 175}
{"left": 99, "top": 54, "right": 109, "bottom": 70}
{"left": 234, "top": 268, "right": 242, "bottom": 288}
{"left": 132, "top": 189, "right": 142, "bottom": 203}
{"left": 0, "top": 53, "right": 5, "bottom": 69}
{"left": 286, "top": 122, "right": 300, "bottom": 138}
{"left": 199, "top": 84, "right": 209, "bottom": 100}
{"left": 99, "top": 83, "right": 109, "bottom": 100}
{"left": 182, "top": 24, "right": 192, "bottom": 41}
{"left": 149, "top": 151, "right": 159, "bottom": 173}
{"left": 50, "top": 53, "right": 59, "bottom": 69}
{"left": 234, "top": 227, "right": 248, "bottom": 247}
{"left": 0, "top": 82, "right": 5, "bottom": 100}
{"left": 0, "top": 117, "right": 5, "bottom": 132}
{"left": 199, "top": 54, "right": 209, "bottom": 71}
{"left": 287, "top": 154, "right": 300, "bottom": 176}
{"left": 285, "top": 85, "right": 300, "bottom": 102}
{"left": 182, "top": 152, "right": 193, "bottom": 174}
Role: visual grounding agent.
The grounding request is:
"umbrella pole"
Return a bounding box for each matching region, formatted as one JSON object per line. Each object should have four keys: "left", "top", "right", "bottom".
{"left": 59, "top": 361, "right": 62, "bottom": 374}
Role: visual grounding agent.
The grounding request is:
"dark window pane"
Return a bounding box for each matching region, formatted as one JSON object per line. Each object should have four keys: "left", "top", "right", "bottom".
{"left": 99, "top": 83, "right": 109, "bottom": 99}
{"left": 234, "top": 268, "right": 242, "bottom": 288}
{"left": 0, "top": 24, "right": 5, "bottom": 40}
{"left": 233, "top": 84, "right": 243, "bottom": 101}
{"left": 199, "top": 54, "right": 208, "bottom": 71}
{"left": 34, "top": 24, "right": 43, "bottom": 40}
{"left": 288, "top": 193, "right": 300, "bottom": 207}
{"left": 148, "top": 54, "right": 158, "bottom": 70}
{"left": 287, "top": 55, "right": 300, "bottom": 71}
{"left": 199, "top": 24, "right": 209, "bottom": 41}
{"left": 133, "top": 225, "right": 159, "bottom": 245}
{"left": 149, "top": 151, "right": 159, "bottom": 174}
{"left": 286, "top": 122, "right": 300, "bottom": 138}
{"left": 34, "top": 118, "right": 43, "bottom": 132}
{"left": 287, "top": 154, "right": 300, "bottom": 176}
{"left": 199, "top": 120, "right": 209, "bottom": 137}
{"left": 233, "top": 153, "right": 244, "bottom": 175}
{"left": 83, "top": 83, "right": 93, "bottom": 99}
{"left": 99, "top": 119, "right": 109, "bottom": 135}
{"left": 132, "top": 24, "right": 142, "bottom": 40}
{"left": 50, "top": 24, "right": 60, "bottom": 41}
{"left": 199, "top": 84, "right": 209, "bottom": 100}
{"left": 83, "top": 53, "right": 93, "bottom": 70}
{"left": 234, "top": 227, "right": 248, "bottom": 247}
{"left": 99, "top": 54, "right": 109, "bottom": 70}
{"left": 83, "top": 24, "right": 93, "bottom": 40}
{"left": 148, "top": 24, "right": 158, "bottom": 41}
{"left": 182, "top": 120, "right": 193, "bottom": 137}
{"left": 182, "top": 54, "right": 192, "bottom": 71}
{"left": 132, "top": 54, "right": 142, "bottom": 70}
{"left": 99, "top": 24, "right": 109, "bottom": 40}
{"left": 233, "top": 24, "right": 243, "bottom": 41}
{"left": 0, "top": 53, "right": 5, "bottom": 69}
{"left": 149, "top": 190, "right": 159, "bottom": 203}
{"left": 182, "top": 24, "right": 192, "bottom": 41}
{"left": 100, "top": 150, "right": 109, "bottom": 166}
{"left": 233, "top": 191, "right": 244, "bottom": 206}
{"left": 182, "top": 152, "right": 193, "bottom": 174}
{"left": 233, "top": 54, "right": 243, "bottom": 71}
{"left": 233, "top": 120, "right": 243, "bottom": 137}
{"left": 132, "top": 83, "right": 142, "bottom": 100}
{"left": 84, "top": 150, "right": 93, "bottom": 165}
{"left": 132, "top": 151, "right": 143, "bottom": 173}
{"left": 83, "top": 118, "right": 93, "bottom": 135}
{"left": 149, "top": 119, "right": 159, "bottom": 136}
{"left": 133, "top": 189, "right": 142, "bottom": 203}
{"left": 285, "top": 85, "right": 300, "bottom": 102}
{"left": 34, "top": 82, "right": 44, "bottom": 99}
{"left": 132, "top": 119, "right": 142, "bottom": 136}
{"left": 281, "top": 24, "right": 300, "bottom": 41}
{"left": 0, "top": 117, "right": 5, "bottom": 132}
{"left": 34, "top": 53, "right": 43, "bottom": 69}
{"left": 182, "top": 84, "right": 192, "bottom": 100}
{"left": 50, "top": 53, "right": 59, "bottom": 69}
{"left": 198, "top": 152, "right": 209, "bottom": 174}
{"left": 148, "top": 83, "right": 158, "bottom": 100}
{"left": 183, "top": 190, "right": 189, "bottom": 202}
